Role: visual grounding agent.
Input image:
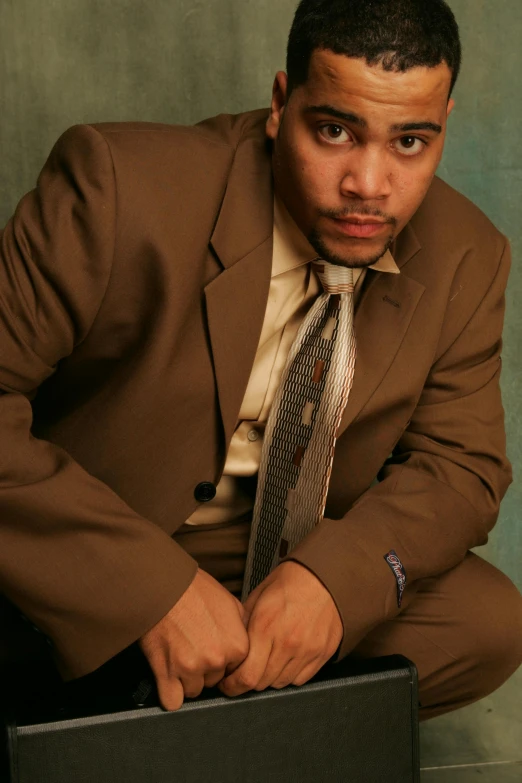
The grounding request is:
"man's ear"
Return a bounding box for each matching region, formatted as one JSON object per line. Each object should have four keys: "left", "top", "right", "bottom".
{"left": 447, "top": 97, "right": 455, "bottom": 118}
{"left": 266, "top": 71, "right": 288, "bottom": 141}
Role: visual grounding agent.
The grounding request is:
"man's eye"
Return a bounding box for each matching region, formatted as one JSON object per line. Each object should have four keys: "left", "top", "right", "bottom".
{"left": 318, "top": 124, "right": 351, "bottom": 144}
{"left": 394, "top": 136, "right": 426, "bottom": 156}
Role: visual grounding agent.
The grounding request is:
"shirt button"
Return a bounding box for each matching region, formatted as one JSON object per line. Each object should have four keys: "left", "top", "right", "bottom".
{"left": 247, "top": 429, "right": 259, "bottom": 442}
{"left": 194, "top": 482, "right": 217, "bottom": 502}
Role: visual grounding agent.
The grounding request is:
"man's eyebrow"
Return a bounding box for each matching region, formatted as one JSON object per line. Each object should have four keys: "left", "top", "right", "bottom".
{"left": 303, "top": 106, "right": 442, "bottom": 135}
{"left": 390, "top": 121, "right": 442, "bottom": 134}
{"left": 303, "top": 105, "right": 368, "bottom": 128}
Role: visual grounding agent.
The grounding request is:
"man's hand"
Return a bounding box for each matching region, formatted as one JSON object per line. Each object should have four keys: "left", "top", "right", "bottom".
{"left": 139, "top": 568, "right": 249, "bottom": 711}
{"left": 217, "top": 561, "right": 343, "bottom": 697}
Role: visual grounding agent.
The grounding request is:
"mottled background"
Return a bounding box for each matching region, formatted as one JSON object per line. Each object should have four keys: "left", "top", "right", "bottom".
{"left": 0, "top": 1, "right": 520, "bottom": 779}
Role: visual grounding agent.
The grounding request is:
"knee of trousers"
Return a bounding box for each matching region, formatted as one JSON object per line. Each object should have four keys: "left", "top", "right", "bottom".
{"left": 454, "top": 566, "right": 522, "bottom": 699}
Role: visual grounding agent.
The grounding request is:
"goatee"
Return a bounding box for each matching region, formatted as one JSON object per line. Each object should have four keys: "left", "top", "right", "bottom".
{"left": 307, "top": 228, "right": 394, "bottom": 269}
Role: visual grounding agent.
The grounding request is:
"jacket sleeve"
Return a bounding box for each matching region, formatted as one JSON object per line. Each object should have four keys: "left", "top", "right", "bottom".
{"left": 0, "top": 125, "right": 198, "bottom": 679}
{"left": 284, "top": 239, "right": 512, "bottom": 660}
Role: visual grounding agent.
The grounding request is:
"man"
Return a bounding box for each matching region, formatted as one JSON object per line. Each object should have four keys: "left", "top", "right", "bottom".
{"left": 1, "top": 0, "right": 522, "bottom": 723}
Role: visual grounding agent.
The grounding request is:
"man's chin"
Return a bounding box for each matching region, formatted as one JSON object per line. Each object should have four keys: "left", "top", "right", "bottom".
{"left": 307, "top": 230, "right": 394, "bottom": 269}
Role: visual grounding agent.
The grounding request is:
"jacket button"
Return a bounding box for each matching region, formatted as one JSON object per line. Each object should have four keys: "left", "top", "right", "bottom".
{"left": 194, "top": 482, "right": 217, "bottom": 503}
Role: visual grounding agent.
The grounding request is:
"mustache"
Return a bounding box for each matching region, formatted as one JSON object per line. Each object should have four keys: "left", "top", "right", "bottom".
{"left": 320, "top": 206, "right": 398, "bottom": 227}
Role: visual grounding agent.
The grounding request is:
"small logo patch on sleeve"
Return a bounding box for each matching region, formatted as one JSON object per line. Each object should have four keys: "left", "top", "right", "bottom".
{"left": 384, "top": 550, "right": 407, "bottom": 608}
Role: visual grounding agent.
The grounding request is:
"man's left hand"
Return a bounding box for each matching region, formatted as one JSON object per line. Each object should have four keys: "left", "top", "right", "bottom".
{"left": 217, "top": 561, "right": 343, "bottom": 696}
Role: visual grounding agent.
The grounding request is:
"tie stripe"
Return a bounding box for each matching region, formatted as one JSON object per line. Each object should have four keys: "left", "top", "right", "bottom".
{"left": 302, "top": 401, "right": 315, "bottom": 425}
{"left": 322, "top": 317, "right": 337, "bottom": 341}
{"left": 312, "top": 360, "right": 326, "bottom": 383}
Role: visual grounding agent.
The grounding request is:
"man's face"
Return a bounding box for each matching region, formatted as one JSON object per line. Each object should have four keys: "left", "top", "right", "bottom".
{"left": 266, "top": 50, "right": 455, "bottom": 268}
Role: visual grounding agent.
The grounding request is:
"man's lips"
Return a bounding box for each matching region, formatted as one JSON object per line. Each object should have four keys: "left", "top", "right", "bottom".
{"left": 331, "top": 216, "right": 390, "bottom": 238}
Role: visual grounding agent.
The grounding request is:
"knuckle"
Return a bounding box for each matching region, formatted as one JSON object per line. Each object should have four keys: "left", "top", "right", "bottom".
{"left": 293, "top": 674, "right": 310, "bottom": 687}
{"left": 237, "top": 670, "right": 258, "bottom": 689}
{"left": 184, "top": 685, "right": 204, "bottom": 699}
{"left": 179, "top": 658, "right": 200, "bottom": 676}
{"left": 282, "top": 633, "right": 301, "bottom": 653}
{"left": 205, "top": 651, "right": 227, "bottom": 672}
{"left": 232, "top": 638, "right": 250, "bottom": 660}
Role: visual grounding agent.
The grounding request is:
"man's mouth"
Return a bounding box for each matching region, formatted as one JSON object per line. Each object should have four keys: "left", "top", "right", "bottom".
{"left": 331, "top": 216, "right": 390, "bottom": 238}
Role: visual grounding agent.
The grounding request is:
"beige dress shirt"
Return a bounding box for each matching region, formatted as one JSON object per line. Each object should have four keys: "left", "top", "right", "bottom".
{"left": 183, "top": 197, "right": 399, "bottom": 527}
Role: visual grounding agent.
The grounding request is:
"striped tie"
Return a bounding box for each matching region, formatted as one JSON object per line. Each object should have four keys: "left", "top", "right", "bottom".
{"left": 242, "top": 260, "right": 357, "bottom": 599}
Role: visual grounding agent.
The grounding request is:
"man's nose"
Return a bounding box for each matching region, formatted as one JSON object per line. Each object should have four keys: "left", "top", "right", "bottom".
{"left": 339, "top": 146, "right": 392, "bottom": 201}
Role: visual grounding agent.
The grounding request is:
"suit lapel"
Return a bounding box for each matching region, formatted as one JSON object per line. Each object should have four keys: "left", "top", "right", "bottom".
{"left": 338, "top": 265, "right": 425, "bottom": 436}
{"left": 205, "top": 119, "right": 274, "bottom": 452}
{"left": 337, "top": 222, "right": 425, "bottom": 435}
{"left": 205, "top": 240, "right": 272, "bottom": 452}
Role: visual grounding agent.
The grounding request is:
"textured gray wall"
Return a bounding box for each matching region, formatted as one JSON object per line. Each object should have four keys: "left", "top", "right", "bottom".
{"left": 420, "top": 3, "right": 522, "bottom": 777}
{"left": 1, "top": 1, "right": 520, "bottom": 777}
{"left": 0, "top": 0, "right": 294, "bottom": 217}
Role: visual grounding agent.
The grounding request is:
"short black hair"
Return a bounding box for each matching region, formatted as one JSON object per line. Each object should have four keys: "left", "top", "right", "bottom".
{"left": 287, "top": 0, "right": 461, "bottom": 97}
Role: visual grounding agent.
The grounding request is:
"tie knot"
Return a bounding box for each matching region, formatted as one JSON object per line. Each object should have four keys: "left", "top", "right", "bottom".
{"left": 312, "top": 260, "right": 354, "bottom": 294}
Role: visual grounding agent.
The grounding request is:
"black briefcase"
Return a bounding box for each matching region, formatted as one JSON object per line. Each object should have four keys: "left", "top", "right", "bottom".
{"left": 2, "top": 652, "right": 419, "bottom": 783}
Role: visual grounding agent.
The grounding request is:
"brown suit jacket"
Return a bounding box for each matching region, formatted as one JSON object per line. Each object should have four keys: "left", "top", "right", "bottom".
{"left": 0, "top": 109, "right": 512, "bottom": 679}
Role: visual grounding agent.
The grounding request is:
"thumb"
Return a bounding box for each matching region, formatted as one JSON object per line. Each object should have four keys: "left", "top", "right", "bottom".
{"left": 234, "top": 597, "right": 250, "bottom": 628}
{"left": 242, "top": 581, "right": 266, "bottom": 620}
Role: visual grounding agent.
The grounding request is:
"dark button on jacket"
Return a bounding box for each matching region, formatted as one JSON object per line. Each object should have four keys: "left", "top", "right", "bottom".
{"left": 194, "top": 482, "right": 217, "bottom": 503}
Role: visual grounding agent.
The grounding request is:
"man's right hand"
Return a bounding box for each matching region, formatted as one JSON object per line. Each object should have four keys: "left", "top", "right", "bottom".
{"left": 139, "top": 568, "right": 249, "bottom": 711}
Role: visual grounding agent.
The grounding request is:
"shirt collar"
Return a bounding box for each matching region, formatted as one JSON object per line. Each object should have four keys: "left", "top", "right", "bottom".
{"left": 272, "top": 194, "right": 400, "bottom": 278}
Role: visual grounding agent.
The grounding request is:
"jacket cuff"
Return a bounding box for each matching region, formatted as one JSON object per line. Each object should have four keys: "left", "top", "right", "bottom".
{"left": 53, "top": 542, "right": 198, "bottom": 681}
{"left": 281, "top": 515, "right": 399, "bottom": 661}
